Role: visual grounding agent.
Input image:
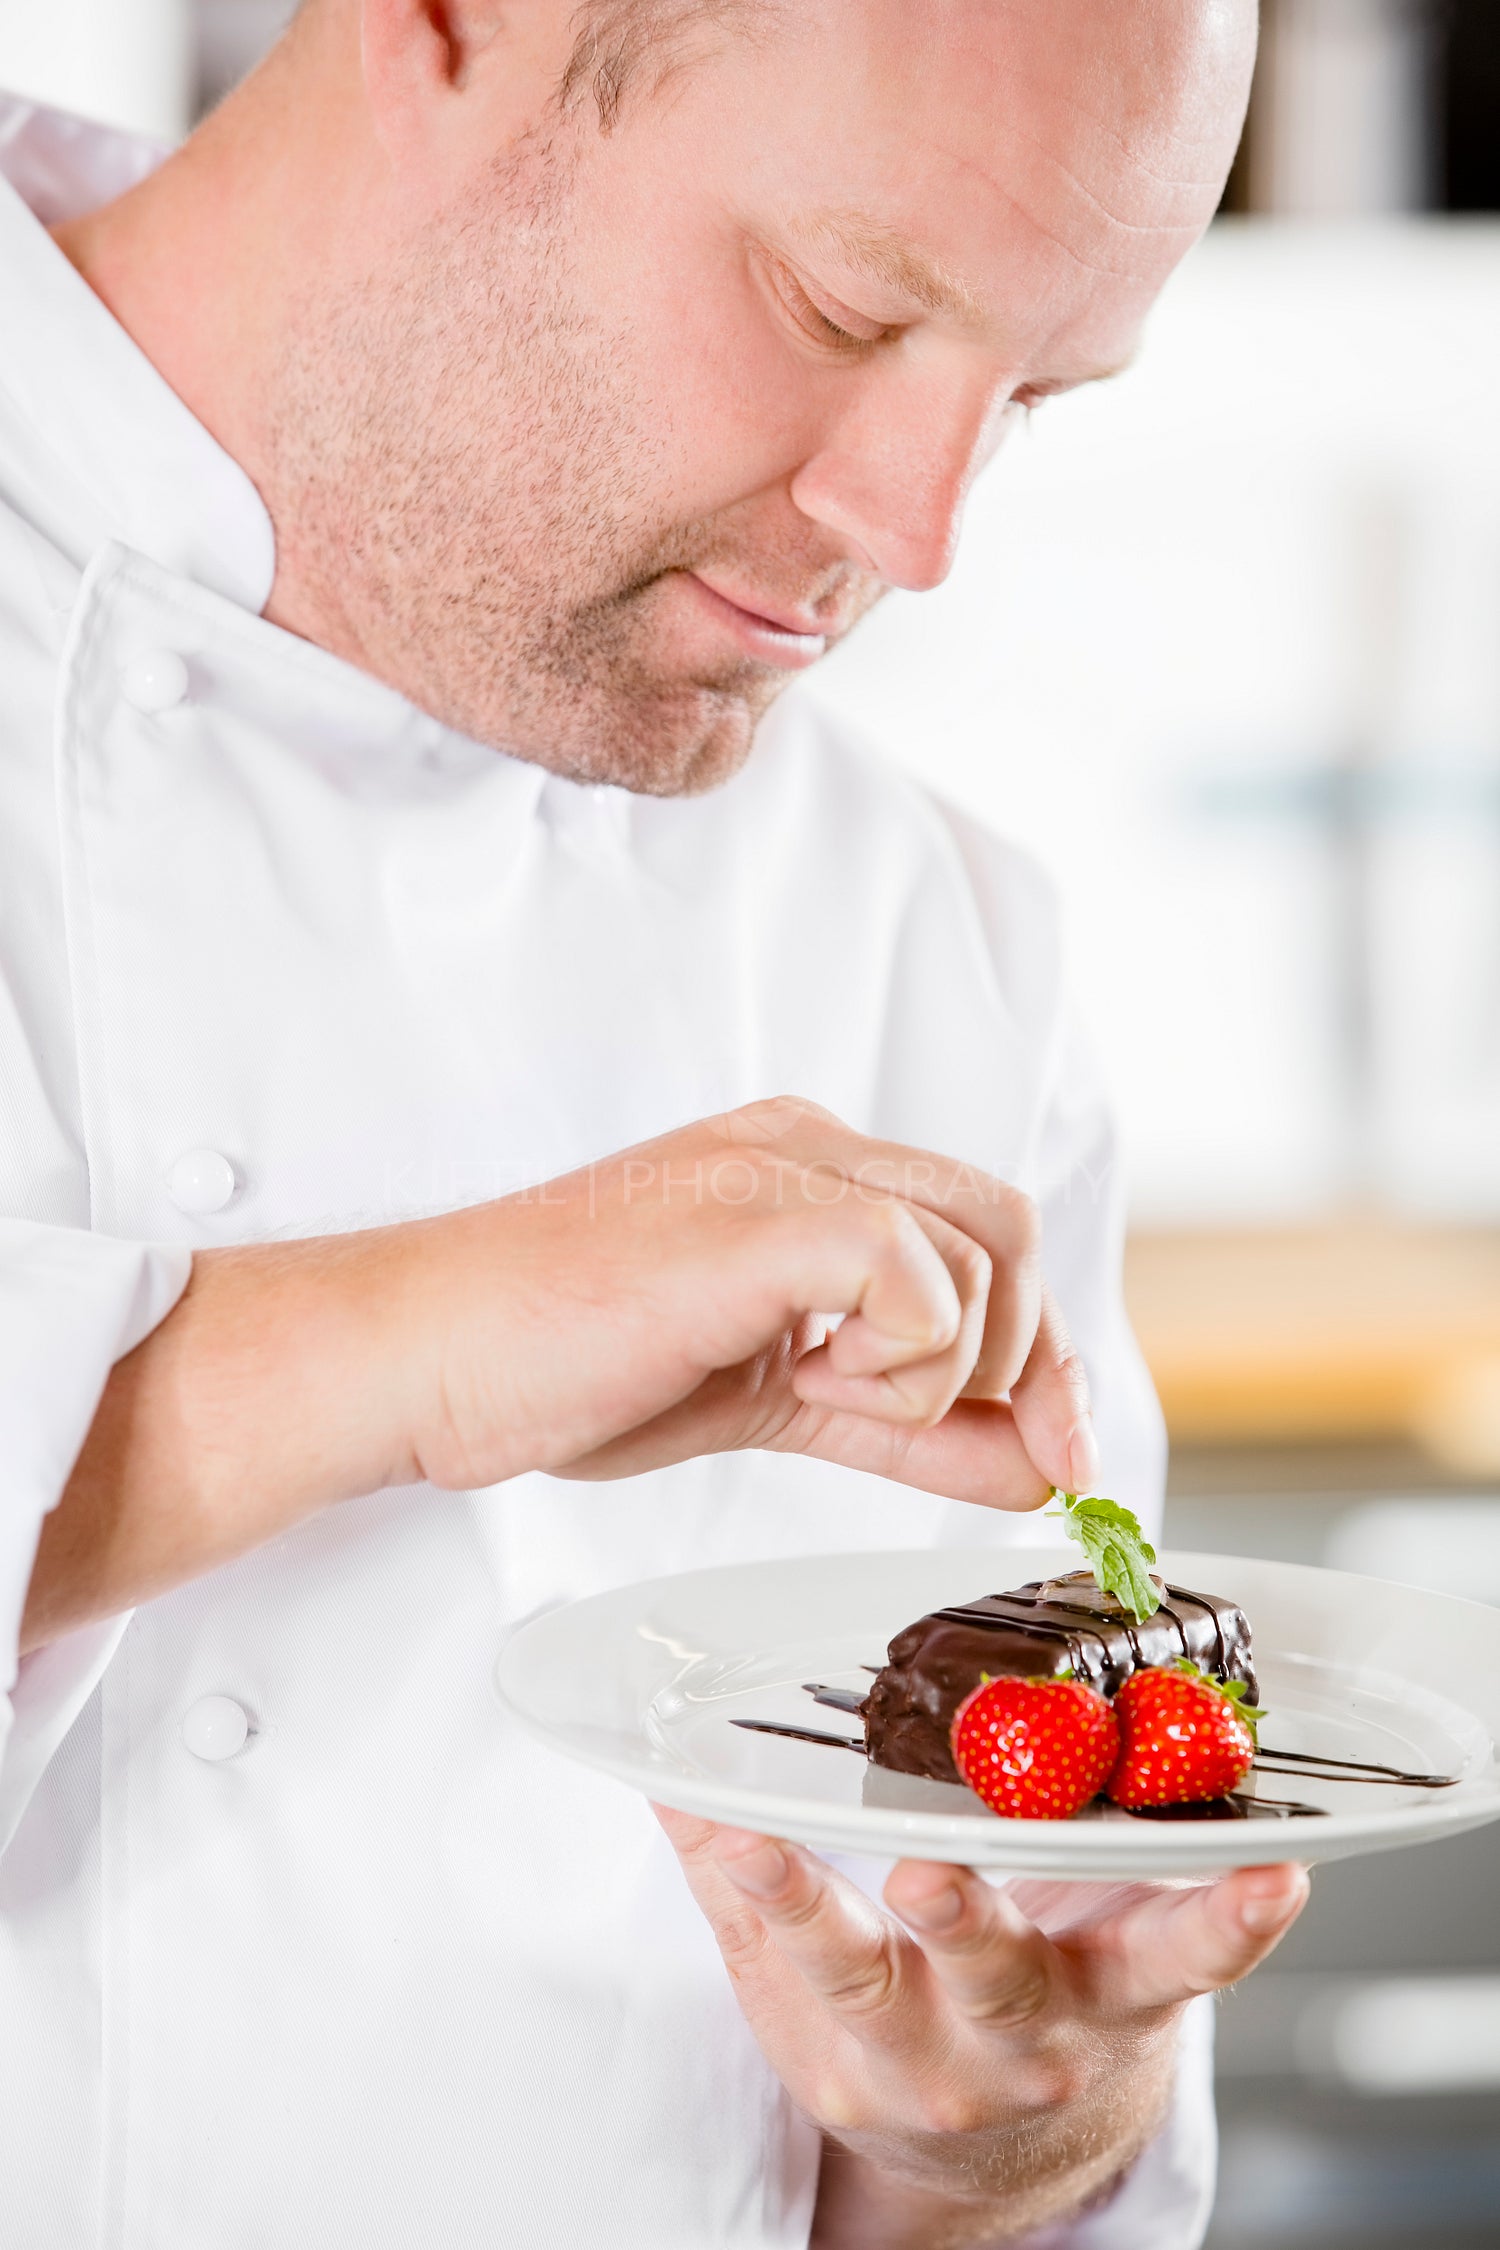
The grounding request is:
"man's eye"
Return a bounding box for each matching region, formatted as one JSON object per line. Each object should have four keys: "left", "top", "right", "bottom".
{"left": 768, "top": 259, "right": 892, "bottom": 353}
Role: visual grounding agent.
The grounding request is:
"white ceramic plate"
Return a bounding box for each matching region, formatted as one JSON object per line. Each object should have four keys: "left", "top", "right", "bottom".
{"left": 493, "top": 1545, "right": 1500, "bottom": 1876}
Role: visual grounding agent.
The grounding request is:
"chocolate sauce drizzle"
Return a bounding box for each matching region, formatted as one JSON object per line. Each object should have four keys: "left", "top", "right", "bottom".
{"left": 787, "top": 1682, "right": 1457, "bottom": 1796}
{"left": 1253, "top": 1746, "right": 1457, "bottom": 1790}
{"left": 802, "top": 1683, "right": 869, "bottom": 1716}
{"left": 730, "top": 1718, "right": 865, "bottom": 1753}
{"left": 1130, "top": 1792, "right": 1326, "bottom": 1822}
{"left": 730, "top": 1715, "right": 1328, "bottom": 1816}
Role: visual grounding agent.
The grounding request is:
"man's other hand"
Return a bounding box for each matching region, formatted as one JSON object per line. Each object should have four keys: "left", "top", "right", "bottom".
{"left": 658, "top": 1804, "right": 1308, "bottom": 2248}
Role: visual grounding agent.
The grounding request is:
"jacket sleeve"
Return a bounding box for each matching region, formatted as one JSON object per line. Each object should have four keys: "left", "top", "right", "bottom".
{"left": 0, "top": 1218, "right": 191, "bottom": 1853}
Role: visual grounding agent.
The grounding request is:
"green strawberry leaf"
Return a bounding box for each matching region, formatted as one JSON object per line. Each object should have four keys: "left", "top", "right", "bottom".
{"left": 1048, "top": 1489, "right": 1161, "bottom": 1622}
{"left": 1169, "top": 1657, "right": 1267, "bottom": 1744}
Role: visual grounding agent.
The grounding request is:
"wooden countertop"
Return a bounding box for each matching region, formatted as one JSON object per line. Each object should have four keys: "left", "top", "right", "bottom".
{"left": 1123, "top": 1221, "right": 1500, "bottom": 1474}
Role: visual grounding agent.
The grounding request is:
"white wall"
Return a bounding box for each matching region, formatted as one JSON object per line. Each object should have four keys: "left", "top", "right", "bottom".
{"left": 0, "top": 0, "right": 193, "bottom": 141}
{"left": 808, "top": 223, "right": 1500, "bottom": 1225}
{"left": 1253, "top": 0, "right": 1440, "bottom": 215}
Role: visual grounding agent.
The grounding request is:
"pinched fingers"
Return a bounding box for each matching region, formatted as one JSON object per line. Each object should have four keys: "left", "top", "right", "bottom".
{"left": 767, "top": 1394, "right": 1053, "bottom": 1514}
{"left": 799, "top": 1260, "right": 1087, "bottom": 1499}
{"left": 792, "top": 1201, "right": 992, "bottom": 1428}
{"left": 721, "top": 1104, "right": 1087, "bottom": 1491}
{"left": 820, "top": 1200, "right": 969, "bottom": 1369}
{"left": 736, "top": 1103, "right": 1047, "bottom": 1400}
{"left": 610, "top": 1095, "right": 1087, "bottom": 1493}
{"left": 703, "top": 1187, "right": 977, "bottom": 1428}
{"left": 883, "top": 1862, "right": 1059, "bottom": 2032}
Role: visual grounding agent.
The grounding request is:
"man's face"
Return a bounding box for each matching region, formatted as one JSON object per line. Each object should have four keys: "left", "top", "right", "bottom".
{"left": 267, "top": 0, "right": 1253, "bottom": 792}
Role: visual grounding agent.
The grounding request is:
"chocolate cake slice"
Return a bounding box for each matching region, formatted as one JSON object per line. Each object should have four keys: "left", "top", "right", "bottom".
{"left": 863, "top": 1570, "right": 1257, "bottom": 1784}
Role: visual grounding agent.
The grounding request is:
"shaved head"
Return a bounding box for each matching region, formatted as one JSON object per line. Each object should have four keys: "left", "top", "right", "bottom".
{"left": 559, "top": 0, "right": 780, "bottom": 128}
{"left": 61, "top": 0, "right": 1257, "bottom": 792}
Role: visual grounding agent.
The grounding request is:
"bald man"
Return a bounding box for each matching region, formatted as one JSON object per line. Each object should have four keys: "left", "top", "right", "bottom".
{"left": 0, "top": 5, "right": 1302, "bottom": 2247}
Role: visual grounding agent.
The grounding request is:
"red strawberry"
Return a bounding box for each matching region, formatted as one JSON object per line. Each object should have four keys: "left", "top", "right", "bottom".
{"left": 1107, "top": 1662, "right": 1261, "bottom": 1809}
{"left": 950, "top": 1676, "right": 1121, "bottom": 1821}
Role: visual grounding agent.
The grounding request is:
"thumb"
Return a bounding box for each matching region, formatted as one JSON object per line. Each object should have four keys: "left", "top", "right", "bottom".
{"left": 1093, "top": 1863, "right": 1310, "bottom": 2012}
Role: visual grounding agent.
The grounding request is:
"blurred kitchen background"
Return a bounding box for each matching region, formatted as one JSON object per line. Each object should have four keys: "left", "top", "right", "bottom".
{"left": 3, "top": 2, "right": 1498, "bottom": 2243}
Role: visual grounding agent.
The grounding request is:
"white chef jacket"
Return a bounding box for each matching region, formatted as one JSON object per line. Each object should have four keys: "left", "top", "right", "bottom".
{"left": 0, "top": 93, "right": 1215, "bottom": 2250}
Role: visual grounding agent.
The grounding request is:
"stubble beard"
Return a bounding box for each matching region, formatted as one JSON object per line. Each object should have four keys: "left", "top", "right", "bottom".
{"left": 261, "top": 137, "right": 804, "bottom": 796}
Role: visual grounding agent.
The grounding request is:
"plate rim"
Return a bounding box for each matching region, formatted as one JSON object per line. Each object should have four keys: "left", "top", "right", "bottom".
{"left": 493, "top": 1545, "right": 1500, "bottom": 1870}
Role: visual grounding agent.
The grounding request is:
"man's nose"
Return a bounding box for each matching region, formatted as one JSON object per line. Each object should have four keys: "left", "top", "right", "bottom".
{"left": 789, "top": 363, "right": 1016, "bottom": 594}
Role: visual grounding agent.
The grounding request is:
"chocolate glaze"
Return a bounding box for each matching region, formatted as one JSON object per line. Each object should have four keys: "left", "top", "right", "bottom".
{"left": 861, "top": 1571, "right": 1257, "bottom": 1784}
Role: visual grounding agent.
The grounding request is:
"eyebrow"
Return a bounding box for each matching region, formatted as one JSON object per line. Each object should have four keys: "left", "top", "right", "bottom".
{"left": 781, "top": 206, "right": 1134, "bottom": 386}
{"left": 785, "top": 207, "right": 988, "bottom": 327}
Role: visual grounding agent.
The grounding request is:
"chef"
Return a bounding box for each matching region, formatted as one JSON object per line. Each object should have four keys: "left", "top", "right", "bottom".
{"left": 0, "top": 2, "right": 1306, "bottom": 2244}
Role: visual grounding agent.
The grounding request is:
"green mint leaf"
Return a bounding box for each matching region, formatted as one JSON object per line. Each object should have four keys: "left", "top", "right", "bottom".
{"left": 1047, "top": 1489, "right": 1161, "bottom": 1621}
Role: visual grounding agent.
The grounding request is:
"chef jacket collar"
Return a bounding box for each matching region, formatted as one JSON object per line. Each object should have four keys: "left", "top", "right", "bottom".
{"left": 0, "top": 94, "right": 276, "bottom": 615}
{"left": 0, "top": 94, "right": 651, "bottom": 834}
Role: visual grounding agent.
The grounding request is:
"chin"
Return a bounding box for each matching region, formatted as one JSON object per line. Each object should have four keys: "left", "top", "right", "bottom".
{"left": 494, "top": 674, "right": 780, "bottom": 799}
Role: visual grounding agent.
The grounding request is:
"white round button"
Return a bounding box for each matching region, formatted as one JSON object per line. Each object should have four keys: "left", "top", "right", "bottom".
{"left": 167, "top": 1147, "right": 237, "bottom": 1215}
{"left": 181, "top": 1694, "right": 250, "bottom": 1763}
{"left": 120, "top": 648, "right": 190, "bottom": 714}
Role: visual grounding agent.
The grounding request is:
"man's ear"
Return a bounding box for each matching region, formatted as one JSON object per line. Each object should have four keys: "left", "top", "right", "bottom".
{"left": 361, "top": 0, "right": 488, "bottom": 118}
{"left": 360, "top": 0, "right": 564, "bottom": 164}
